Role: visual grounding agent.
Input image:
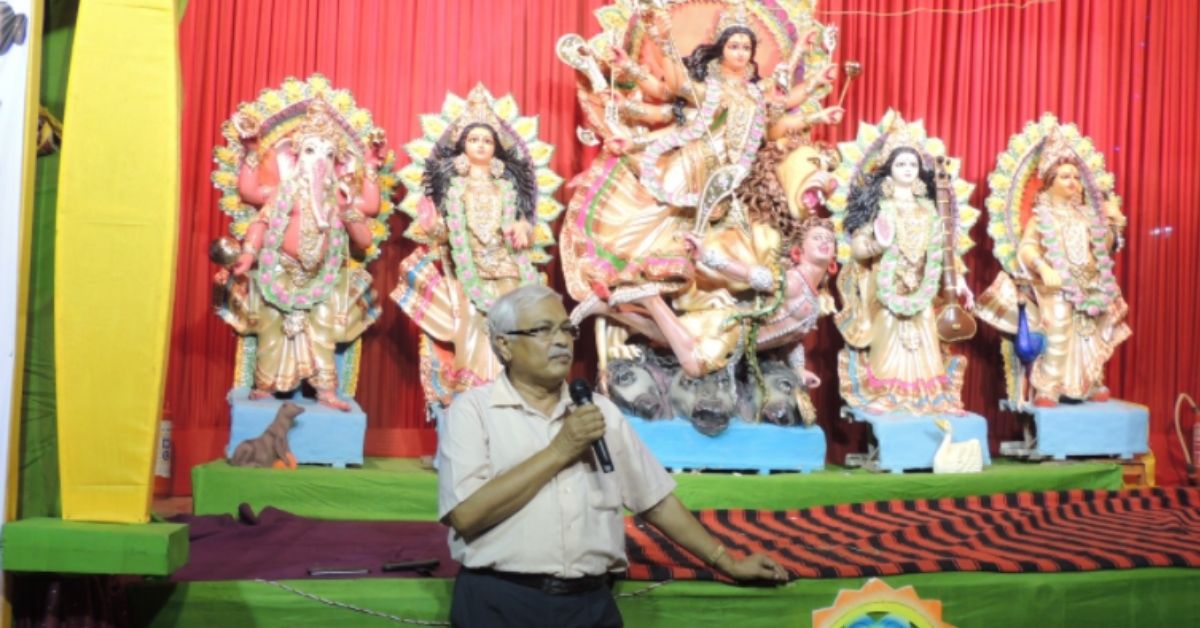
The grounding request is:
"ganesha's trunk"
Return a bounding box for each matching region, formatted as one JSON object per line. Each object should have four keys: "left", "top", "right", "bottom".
{"left": 310, "top": 159, "right": 332, "bottom": 228}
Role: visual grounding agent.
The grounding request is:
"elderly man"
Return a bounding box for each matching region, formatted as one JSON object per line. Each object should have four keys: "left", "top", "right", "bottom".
{"left": 439, "top": 284, "right": 787, "bottom": 628}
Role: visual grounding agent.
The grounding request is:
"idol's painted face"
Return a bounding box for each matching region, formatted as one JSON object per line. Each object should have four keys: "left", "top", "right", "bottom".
{"left": 890, "top": 150, "right": 921, "bottom": 186}
{"left": 721, "top": 33, "right": 754, "bottom": 73}
{"left": 1049, "top": 163, "right": 1083, "bottom": 203}
{"left": 299, "top": 137, "right": 336, "bottom": 173}
{"left": 801, "top": 226, "right": 836, "bottom": 266}
{"left": 608, "top": 360, "right": 667, "bottom": 419}
{"left": 298, "top": 136, "right": 337, "bottom": 206}
{"left": 464, "top": 127, "right": 496, "bottom": 166}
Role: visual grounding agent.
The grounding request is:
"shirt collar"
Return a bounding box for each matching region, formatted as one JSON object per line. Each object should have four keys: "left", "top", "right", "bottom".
{"left": 489, "top": 371, "right": 572, "bottom": 420}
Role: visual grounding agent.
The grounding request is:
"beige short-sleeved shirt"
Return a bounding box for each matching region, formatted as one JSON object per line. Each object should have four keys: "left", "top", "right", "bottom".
{"left": 437, "top": 373, "right": 676, "bottom": 578}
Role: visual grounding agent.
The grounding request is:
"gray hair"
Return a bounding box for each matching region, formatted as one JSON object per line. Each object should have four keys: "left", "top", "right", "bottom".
{"left": 487, "top": 284, "right": 561, "bottom": 359}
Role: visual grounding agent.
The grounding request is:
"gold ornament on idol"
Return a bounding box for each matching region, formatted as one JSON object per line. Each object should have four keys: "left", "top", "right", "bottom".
{"left": 880, "top": 126, "right": 927, "bottom": 170}
{"left": 450, "top": 84, "right": 510, "bottom": 150}
{"left": 716, "top": 0, "right": 751, "bottom": 35}
{"left": 1036, "top": 127, "right": 1077, "bottom": 180}
{"left": 295, "top": 99, "right": 346, "bottom": 157}
{"left": 454, "top": 153, "right": 470, "bottom": 176}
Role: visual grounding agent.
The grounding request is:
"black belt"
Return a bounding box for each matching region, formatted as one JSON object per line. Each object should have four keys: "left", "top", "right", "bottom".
{"left": 464, "top": 567, "right": 612, "bottom": 596}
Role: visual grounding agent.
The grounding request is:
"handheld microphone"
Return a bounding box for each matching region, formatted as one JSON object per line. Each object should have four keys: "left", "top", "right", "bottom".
{"left": 569, "top": 379, "right": 614, "bottom": 473}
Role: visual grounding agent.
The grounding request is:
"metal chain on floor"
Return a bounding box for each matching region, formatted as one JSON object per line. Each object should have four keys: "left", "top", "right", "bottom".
{"left": 255, "top": 577, "right": 675, "bottom": 624}
{"left": 254, "top": 579, "right": 451, "bottom": 626}
{"left": 615, "top": 579, "right": 674, "bottom": 598}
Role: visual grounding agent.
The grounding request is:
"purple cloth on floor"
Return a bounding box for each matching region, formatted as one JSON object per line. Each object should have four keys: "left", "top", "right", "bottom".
{"left": 170, "top": 505, "right": 458, "bottom": 581}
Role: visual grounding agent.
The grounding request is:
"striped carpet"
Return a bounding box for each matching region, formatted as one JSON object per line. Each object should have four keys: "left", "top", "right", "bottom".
{"left": 624, "top": 488, "right": 1200, "bottom": 581}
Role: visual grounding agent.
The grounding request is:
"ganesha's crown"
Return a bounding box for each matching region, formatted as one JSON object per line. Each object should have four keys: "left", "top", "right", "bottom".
{"left": 295, "top": 99, "right": 343, "bottom": 146}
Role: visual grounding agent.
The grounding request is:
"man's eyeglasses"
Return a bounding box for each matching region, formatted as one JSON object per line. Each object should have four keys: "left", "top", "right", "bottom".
{"left": 504, "top": 322, "right": 580, "bottom": 341}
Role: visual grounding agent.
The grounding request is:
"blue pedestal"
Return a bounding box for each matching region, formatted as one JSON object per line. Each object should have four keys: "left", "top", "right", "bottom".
{"left": 226, "top": 388, "right": 366, "bottom": 468}
{"left": 1030, "top": 400, "right": 1148, "bottom": 460}
{"left": 844, "top": 408, "right": 991, "bottom": 473}
{"left": 627, "top": 417, "right": 826, "bottom": 475}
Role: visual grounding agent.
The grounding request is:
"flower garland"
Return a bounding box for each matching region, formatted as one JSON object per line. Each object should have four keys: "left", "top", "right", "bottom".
{"left": 638, "top": 74, "right": 766, "bottom": 208}
{"left": 253, "top": 179, "right": 346, "bottom": 313}
{"left": 444, "top": 176, "right": 539, "bottom": 314}
{"left": 1033, "top": 196, "right": 1119, "bottom": 316}
{"left": 874, "top": 198, "right": 943, "bottom": 317}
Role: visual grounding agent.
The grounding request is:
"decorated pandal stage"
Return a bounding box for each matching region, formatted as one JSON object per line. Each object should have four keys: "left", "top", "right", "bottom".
{"left": 165, "top": 55, "right": 1176, "bottom": 624}
{"left": 8, "top": 0, "right": 1200, "bottom": 626}
{"left": 114, "top": 458, "right": 1198, "bottom": 626}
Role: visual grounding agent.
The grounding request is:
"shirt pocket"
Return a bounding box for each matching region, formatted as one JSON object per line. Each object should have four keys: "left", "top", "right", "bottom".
{"left": 587, "top": 473, "right": 623, "bottom": 512}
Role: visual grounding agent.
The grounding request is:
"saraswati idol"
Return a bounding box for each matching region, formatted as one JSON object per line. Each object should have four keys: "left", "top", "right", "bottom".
{"left": 827, "top": 110, "right": 980, "bottom": 416}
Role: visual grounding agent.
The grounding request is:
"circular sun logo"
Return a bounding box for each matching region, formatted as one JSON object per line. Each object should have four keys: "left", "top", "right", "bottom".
{"left": 812, "top": 578, "right": 952, "bottom": 628}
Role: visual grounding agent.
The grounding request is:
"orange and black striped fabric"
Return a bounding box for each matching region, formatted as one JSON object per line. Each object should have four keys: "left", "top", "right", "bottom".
{"left": 624, "top": 488, "right": 1200, "bottom": 581}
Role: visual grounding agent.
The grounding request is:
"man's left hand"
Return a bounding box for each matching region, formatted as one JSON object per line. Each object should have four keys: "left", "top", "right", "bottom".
{"left": 720, "top": 553, "right": 788, "bottom": 582}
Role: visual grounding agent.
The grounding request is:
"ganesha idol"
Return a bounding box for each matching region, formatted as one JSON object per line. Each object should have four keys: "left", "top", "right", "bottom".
{"left": 556, "top": 0, "right": 855, "bottom": 431}
{"left": 209, "top": 74, "right": 398, "bottom": 411}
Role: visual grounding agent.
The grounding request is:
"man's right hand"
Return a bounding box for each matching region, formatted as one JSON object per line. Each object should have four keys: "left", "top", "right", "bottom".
{"left": 550, "top": 404, "right": 606, "bottom": 462}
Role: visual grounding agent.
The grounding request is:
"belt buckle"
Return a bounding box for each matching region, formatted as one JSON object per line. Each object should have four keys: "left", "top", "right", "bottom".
{"left": 541, "top": 577, "right": 572, "bottom": 596}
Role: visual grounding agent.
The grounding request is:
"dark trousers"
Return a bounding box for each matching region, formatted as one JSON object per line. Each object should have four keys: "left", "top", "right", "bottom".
{"left": 450, "top": 569, "right": 623, "bottom": 628}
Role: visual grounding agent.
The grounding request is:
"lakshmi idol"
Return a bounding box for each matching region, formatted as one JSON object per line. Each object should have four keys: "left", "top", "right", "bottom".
{"left": 393, "top": 85, "right": 563, "bottom": 413}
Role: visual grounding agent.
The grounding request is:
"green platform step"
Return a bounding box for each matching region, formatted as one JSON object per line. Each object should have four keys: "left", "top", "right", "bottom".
{"left": 191, "top": 457, "right": 1124, "bottom": 521}
{"left": 127, "top": 568, "right": 1200, "bottom": 628}
{"left": 2, "top": 518, "right": 188, "bottom": 576}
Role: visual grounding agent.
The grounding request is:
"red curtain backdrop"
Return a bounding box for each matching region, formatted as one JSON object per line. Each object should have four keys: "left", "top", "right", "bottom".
{"left": 168, "top": 0, "right": 1200, "bottom": 494}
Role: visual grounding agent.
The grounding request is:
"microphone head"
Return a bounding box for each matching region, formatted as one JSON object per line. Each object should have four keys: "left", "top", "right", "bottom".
{"left": 569, "top": 378, "right": 592, "bottom": 405}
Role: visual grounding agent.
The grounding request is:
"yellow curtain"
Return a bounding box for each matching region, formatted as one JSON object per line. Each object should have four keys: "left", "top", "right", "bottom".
{"left": 55, "top": 0, "right": 180, "bottom": 523}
